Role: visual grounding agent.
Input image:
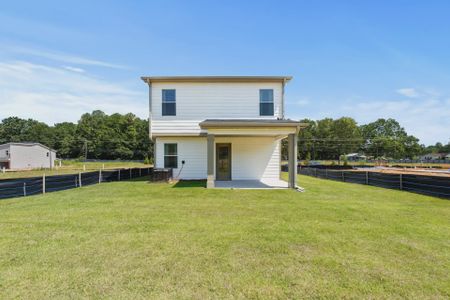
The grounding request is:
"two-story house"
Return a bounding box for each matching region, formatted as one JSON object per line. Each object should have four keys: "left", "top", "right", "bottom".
{"left": 141, "top": 76, "right": 301, "bottom": 189}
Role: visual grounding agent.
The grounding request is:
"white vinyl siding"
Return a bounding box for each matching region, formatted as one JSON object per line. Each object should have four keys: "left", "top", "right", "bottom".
{"left": 156, "top": 137, "right": 207, "bottom": 180}
{"left": 151, "top": 82, "right": 282, "bottom": 136}
{"left": 155, "top": 136, "right": 281, "bottom": 181}
{"left": 216, "top": 136, "right": 281, "bottom": 181}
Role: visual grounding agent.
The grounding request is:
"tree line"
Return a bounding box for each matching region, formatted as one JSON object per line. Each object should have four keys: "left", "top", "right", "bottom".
{"left": 0, "top": 110, "right": 152, "bottom": 160}
{"left": 0, "top": 112, "right": 448, "bottom": 161}
{"left": 296, "top": 117, "right": 448, "bottom": 160}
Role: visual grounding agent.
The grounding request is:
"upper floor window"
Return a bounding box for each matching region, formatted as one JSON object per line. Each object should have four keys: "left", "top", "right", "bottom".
{"left": 164, "top": 143, "right": 178, "bottom": 168}
{"left": 5, "top": 150, "right": 9, "bottom": 157}
{"left": 260, "top": 89, "right": 274, "bottom": 116}
{"left": 162, "top": 89, "right": 176, "bottom": 116}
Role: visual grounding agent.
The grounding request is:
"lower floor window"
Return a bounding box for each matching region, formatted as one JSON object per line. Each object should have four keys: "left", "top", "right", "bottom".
{"left": 164, "top": 143, "right": 178, "bottom": 168}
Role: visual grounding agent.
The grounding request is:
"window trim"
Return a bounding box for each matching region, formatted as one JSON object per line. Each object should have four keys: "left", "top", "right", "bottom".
{"left": 164, "top": 143, "right": 178, "bottom": 168}
{"left": 259, "top": 89, "right": 274, "bottom": 116}
{"left": 162, "top": 89, "right": 176, "bottom": 116}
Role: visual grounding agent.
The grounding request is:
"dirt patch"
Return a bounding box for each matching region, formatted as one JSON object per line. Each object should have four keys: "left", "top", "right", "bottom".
{"left": 352, "top": 167, "right": 450, "bottom": 178}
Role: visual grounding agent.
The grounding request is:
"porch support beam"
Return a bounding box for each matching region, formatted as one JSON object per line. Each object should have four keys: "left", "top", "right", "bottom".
{"left": 207, "top": 134, "right": 215, "bottom": 188}
{"left": 288, "top": 133, "right": 297, "bottom": 188}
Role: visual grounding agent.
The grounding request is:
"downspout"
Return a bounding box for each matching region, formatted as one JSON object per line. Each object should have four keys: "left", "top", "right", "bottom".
{"left": 281, "top": 79, "right": 286, "bottom": 119}
{"left": 148, "top": 80, "right": 152, "bottom": 140}
{"left": 147, "top": 80, "right": 156, "bottom": 166}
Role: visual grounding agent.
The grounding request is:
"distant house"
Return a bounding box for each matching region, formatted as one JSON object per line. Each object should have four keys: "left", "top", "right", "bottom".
{"left": 0, "top": 143, "right": 56, "bottom": 170}
{"left": 419, "top": 153, "right": 447, "bottom": 161}
{"left": 343, "top": 153, "right": 367, "bottom": 161}
{"left": 446, "top": 153, "right": 450, "bottom": 160}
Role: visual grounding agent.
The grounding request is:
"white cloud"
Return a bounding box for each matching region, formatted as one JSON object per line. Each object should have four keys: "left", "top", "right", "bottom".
{"left": 337, "top": 97, "right": 449, "bottom": 145}
{"left": 62, "top": 66, "right": 85, "bottom": 73}
{"left": 6, "top": 46, "right": 127, "bottom": 69}
{"left": 396, "top": 88, "right": 419, "bottom": 98}
{"left": 294, "top": 98, "right": 310, "bottom": 106}
{"left": 0, "top": 61, "right": 146, "bottom": 124}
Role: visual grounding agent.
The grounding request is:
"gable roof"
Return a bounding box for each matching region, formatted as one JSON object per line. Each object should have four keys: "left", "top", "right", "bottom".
{"left": 141, "top": 76, "right": 292, "bottom": 84}
{"left": 0, "top": 142, "right": 57, "bottom": 152}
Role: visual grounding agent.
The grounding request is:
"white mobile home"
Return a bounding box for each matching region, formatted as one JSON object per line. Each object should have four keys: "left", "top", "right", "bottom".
{"left": 141, "top": 76, "right": 302, "bottom": 188}
{"left": 0, "top": 143, "right": 56, "bottom": 170}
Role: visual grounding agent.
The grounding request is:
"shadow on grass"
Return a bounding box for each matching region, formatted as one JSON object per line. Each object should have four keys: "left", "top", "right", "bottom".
{"left": 172, "top": 180, "right": 206, "bottom": 188}
{"left": 129, "top": 176, "right": 152, "bottom": 182}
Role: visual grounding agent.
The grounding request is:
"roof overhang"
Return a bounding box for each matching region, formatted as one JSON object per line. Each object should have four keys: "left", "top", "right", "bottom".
{"left": 200, "top": 119, "right": 305, "bottom": 128}
{"left": 1, "top": 142, "right": 57, "bottom": 152}
{"left": 199, "top": 119, "right": 307, "bottom": 137}
{"left": 141, "top": 76, "right": 292, "bottom": 84}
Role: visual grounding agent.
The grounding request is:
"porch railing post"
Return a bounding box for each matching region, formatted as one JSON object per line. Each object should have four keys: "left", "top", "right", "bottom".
{"left": 288, "top": 133, "right": 297, "bottom": 188}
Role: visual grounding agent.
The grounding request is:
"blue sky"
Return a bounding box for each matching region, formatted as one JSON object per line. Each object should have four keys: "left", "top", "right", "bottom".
{"left": 0, "top": 0, "right": 449, "bottom": 145}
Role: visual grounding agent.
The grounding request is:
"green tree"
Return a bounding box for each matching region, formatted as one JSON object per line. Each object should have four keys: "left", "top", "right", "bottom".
{"left": 360, "top": 118, "right": 422, "bottom": 159}
{"left": 53, "top": 122, "right": 79, "bottom": 158}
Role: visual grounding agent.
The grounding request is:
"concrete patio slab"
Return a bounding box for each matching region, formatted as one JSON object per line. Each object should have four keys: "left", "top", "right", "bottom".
{"left": 214, "top": 179, "right": 288, "bottom": 189}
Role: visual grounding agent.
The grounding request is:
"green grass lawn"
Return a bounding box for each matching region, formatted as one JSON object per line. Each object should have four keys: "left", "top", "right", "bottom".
{"left": 0, "top": 175, "right": 449, "bottom": 299}
{"left": 0, "top": 160, "right": 149, "bottom": 179}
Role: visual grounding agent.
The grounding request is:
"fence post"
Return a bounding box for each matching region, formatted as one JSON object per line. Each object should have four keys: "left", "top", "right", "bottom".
{"left": 342, "top": 171, "right": 345, "bottom": 182}
{"left": 75, "top": 175, "right": 77, "bottom": 187}
{"left": 42, "top": 174, "right": 46, "bottom": 194}
{"left": 130, "top": 168, "right": 132, "bottom": 179}
{"left": 314, "top": 168, "right": 317, "bottom": 177}
{"left": 23, "top": 182, "right": 27, "bottom": 196}
{"left": 118, "top": 169, "right": 121, "bottom": 181}
{"left": 399, "top": 174, "right": 403, "bottom": 190}
{"left": 99, "top": 169, "right": 102, "bottom": 184}
{"left": 366, "top": 171, "right": 369, "bottom": 185}
{"left": 139, "top": 168, "right": 142, "bottom": 177}
{"left": 325, "top": 168, "right": 328, "bottom": 178}
{"left": 79, "top": 172, "right": 82, "bottom": 187}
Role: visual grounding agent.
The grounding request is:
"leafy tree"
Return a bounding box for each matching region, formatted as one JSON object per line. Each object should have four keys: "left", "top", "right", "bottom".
{"left": 360, "top": 118, "right": 422, "bottom": 159}
{"left": 0, "top": 111, "right": 153, "bottom": 160}
{"left": 53, "top": 122, "right": 79, "bottom": 158}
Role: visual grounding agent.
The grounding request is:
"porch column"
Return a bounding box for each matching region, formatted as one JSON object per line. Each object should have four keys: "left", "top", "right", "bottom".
{"left": 207, "top": 134, "right": 215, "bottom": 188}
{"left": 288, "top": 133, "right": 297, "bottom": 188}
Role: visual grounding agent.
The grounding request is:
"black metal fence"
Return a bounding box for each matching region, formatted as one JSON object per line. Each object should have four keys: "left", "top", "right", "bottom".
{"left": 0, "top": 167, "right": 173, "bottom": 200}
{"left": 297, "top": 167, "right": 450, "bottom": 199}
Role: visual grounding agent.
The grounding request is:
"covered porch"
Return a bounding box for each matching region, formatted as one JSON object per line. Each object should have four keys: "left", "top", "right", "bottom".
{"left": 200, "top": 119, "right": 301, "bottom": 189}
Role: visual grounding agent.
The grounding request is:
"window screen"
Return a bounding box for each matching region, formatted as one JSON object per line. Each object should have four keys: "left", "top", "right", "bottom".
{"left": 162, "top": 89, "right": 176, "bottom": 116}
{"left": 164, "top": 143, "right": 178, "bottom": 168}
{"left": 260, "top": 89, "right": 274, "bottom": 116}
